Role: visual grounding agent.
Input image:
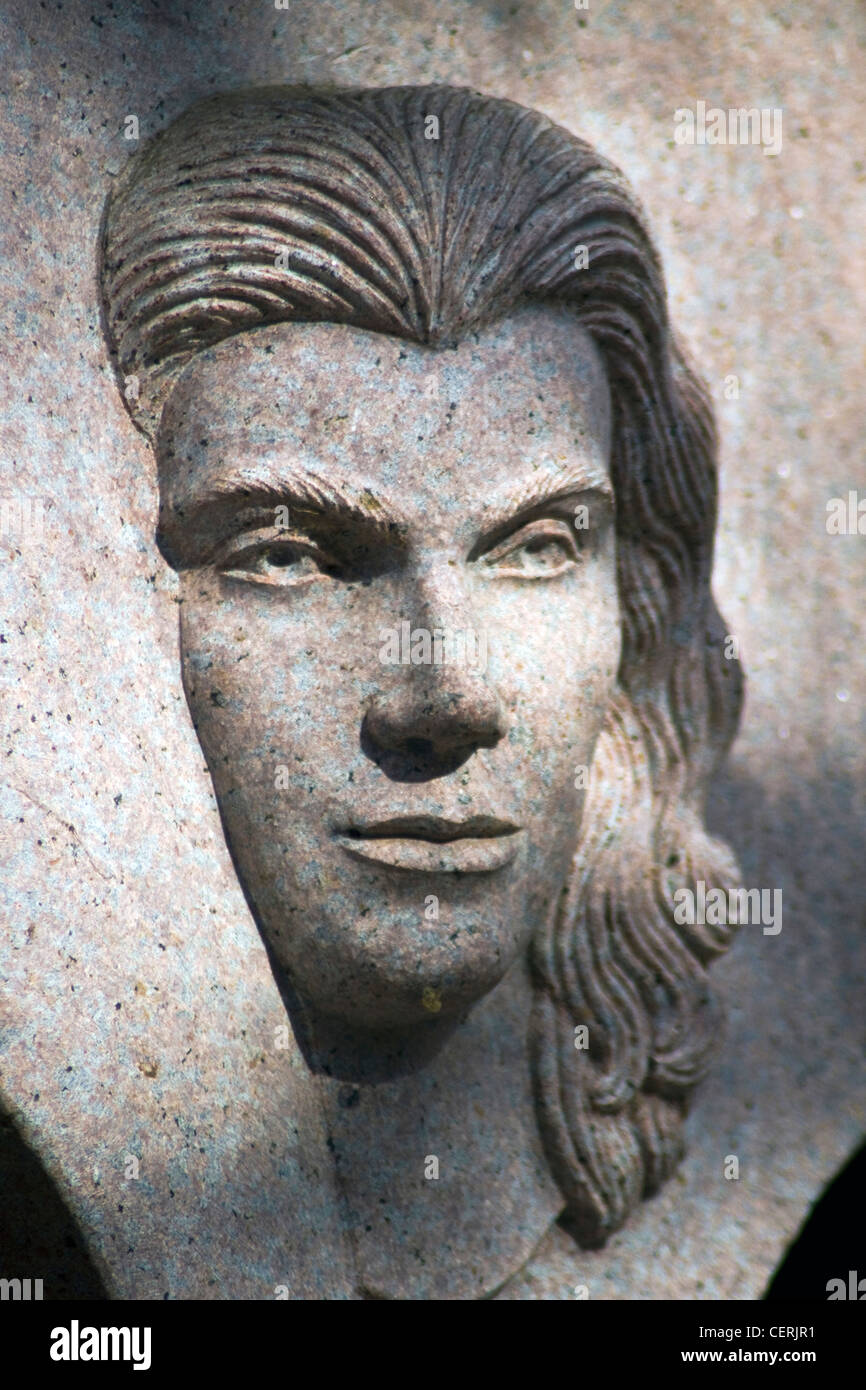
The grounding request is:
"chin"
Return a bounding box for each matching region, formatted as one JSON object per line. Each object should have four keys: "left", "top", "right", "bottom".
{"left": 262, "top": 899, "right": 531, "bottom": 1034}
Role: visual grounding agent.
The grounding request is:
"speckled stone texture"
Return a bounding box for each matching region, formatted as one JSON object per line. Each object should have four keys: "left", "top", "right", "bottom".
{"left": 1, "top": 0, "right": 864, "bottom": 1300}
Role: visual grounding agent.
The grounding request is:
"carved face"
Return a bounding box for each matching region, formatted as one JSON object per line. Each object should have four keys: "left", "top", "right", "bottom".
{"left": 157, "top": 304, "right": 619, "bottom": 1033}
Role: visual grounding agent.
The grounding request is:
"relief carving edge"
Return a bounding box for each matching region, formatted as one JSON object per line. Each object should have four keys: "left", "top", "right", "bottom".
{"left": 98, "top": 83, "right": 745, "bottom": 1294}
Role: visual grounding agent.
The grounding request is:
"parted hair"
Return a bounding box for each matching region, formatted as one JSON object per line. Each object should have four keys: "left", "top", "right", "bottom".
{"left": 102, "top": 83, "right": 744, "bottom": 1246}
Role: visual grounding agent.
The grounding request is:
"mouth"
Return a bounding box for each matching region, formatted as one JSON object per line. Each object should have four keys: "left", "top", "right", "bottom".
{"left": 335, "top": 815, "right": 525, "bottom": 873}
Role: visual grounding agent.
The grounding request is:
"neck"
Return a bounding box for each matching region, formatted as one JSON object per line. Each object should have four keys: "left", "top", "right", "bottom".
{"left": 292, "top": 954, "right": 565, "bottom": 1299}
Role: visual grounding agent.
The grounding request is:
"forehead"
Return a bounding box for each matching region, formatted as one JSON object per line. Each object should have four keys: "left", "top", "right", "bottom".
{"left": 157, "top": 303, "right": 611, "bottom": 532}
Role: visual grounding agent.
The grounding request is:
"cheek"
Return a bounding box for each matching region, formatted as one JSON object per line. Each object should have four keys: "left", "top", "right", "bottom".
{"left": 479, "top": 568, "right": 621, "bottom": 770}
{"left": 178, "top": 576, "right": 374, "bottom": 811}
{"left": 180, "top": 572, "right": 346, "bottom": 714}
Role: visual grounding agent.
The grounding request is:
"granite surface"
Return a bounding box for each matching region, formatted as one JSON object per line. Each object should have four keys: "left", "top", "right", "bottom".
{"left": 1, "top": 0, "right": 864, "bottom": 1299}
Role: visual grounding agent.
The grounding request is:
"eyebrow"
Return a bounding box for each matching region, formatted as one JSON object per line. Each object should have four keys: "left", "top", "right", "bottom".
{"left": 162, "top": 463, "right": 407, "bottom": 560}
{"left": 162, "top": 457, "right": 611, "bottom": 561}
{"left": 478, "top": 467, "right": 613, "bottom": 540}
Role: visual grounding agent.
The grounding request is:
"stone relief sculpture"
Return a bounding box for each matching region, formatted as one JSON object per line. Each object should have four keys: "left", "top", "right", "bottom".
{"left": 99, "top": 83, "right": 744, "bottom": 1295}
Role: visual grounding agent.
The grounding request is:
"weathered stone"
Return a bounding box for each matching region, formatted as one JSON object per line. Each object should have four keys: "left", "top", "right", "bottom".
{"left": 1, "top": 2, "right": 863, "bottom": 1302}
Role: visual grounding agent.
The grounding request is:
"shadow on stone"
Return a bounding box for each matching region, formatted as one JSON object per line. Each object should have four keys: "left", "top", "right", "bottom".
{"left": 0, "top": 1108, "right": 107, "bottom": 1300}
{"left": 765, "top": 1139, "right": 866, "bottom": 1300}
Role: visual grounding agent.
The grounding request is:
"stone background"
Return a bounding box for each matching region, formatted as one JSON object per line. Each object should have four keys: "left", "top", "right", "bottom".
{"left": 1, "top": 0, "right": 863, "bottom": 1297}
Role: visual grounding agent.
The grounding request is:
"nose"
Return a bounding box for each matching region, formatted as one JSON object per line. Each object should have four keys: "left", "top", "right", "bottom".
{"left": 363, "top": 561, "right": 506, "bottom": 778}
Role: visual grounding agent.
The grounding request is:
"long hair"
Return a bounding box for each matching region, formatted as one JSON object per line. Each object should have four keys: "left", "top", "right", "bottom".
{"left": 101, "top": 84, "right": 744, "bottom": 1246}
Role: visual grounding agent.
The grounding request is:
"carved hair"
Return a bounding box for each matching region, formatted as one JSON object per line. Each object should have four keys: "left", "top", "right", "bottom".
{"left": 101, "top": 84, "right": 744, "bottom": 1246}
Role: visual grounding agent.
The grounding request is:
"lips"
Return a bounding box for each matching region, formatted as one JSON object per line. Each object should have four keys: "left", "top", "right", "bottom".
{"left": 335, "top": 814, "right": 525, "bottom": 873}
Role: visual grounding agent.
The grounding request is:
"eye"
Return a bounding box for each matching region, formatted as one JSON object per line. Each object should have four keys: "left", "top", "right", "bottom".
{"left": 482, "top": 519, "right": 582, "bottom": 579}
{"left": 217, "top": 533, "right": 338, "bottom": 588}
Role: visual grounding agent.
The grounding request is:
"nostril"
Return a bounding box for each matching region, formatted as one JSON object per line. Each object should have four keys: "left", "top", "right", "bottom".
{"left": 359, "top": 712, "right": 475, "bottom": 783}
{"left": 405, "top": 736, "right": 434, "bottom": 759}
